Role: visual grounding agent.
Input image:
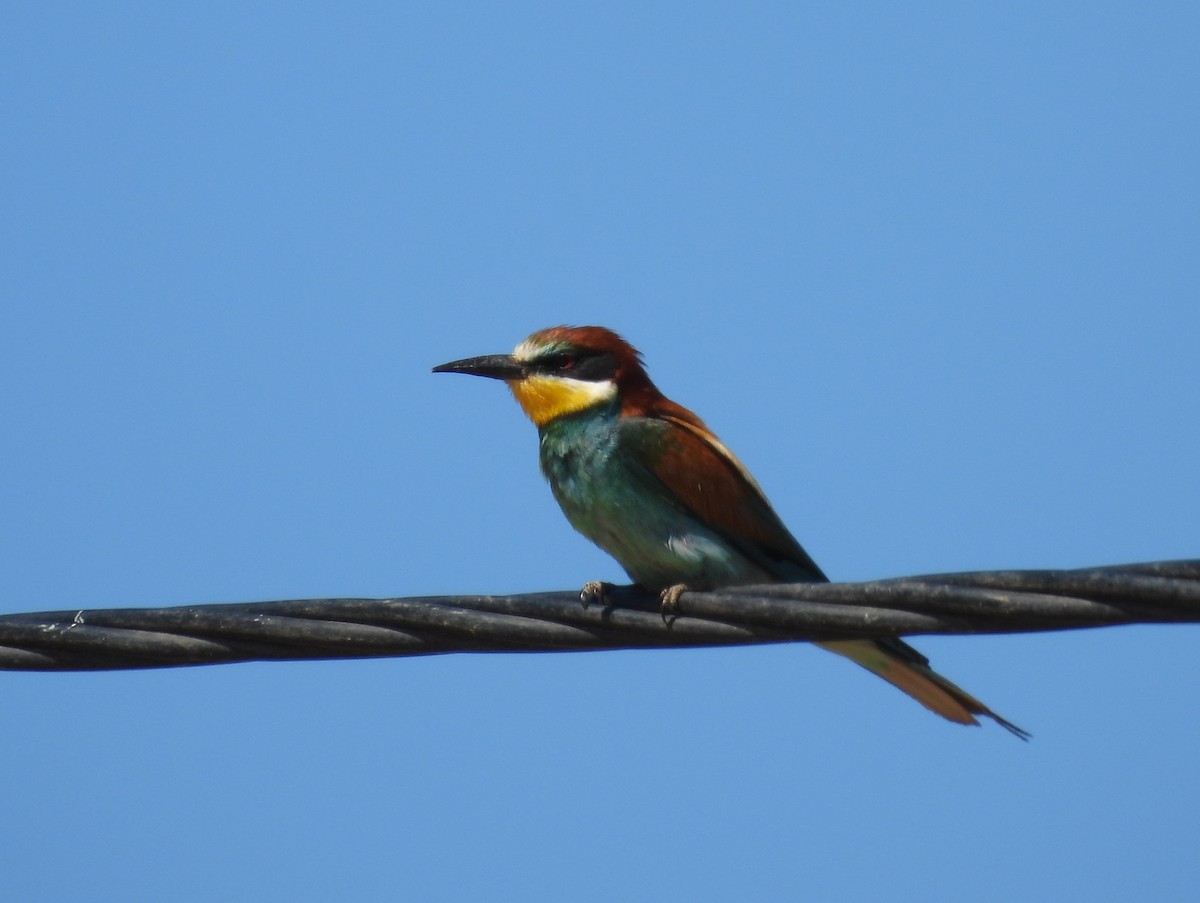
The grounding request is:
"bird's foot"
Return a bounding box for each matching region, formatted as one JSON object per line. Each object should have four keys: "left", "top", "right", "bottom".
{"left": 659, "top": 583, "right": 688, "bottom": 626}
{"left": 580, "top": 581, "right": 615, "bottom": 610}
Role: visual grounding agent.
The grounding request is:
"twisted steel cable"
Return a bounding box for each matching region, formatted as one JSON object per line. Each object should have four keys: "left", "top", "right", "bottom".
{"left": 1, "top": 559, "right": 1197, "bottom": 672}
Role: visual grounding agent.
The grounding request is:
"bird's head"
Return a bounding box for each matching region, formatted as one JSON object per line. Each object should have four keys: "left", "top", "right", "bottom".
{"left": 433, "top": 326, "right": 659, "bottom": 426}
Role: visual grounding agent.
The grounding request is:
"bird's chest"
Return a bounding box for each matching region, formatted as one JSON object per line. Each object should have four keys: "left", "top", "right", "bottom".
{"left": 536, "top": 414, "right": 753, "bottom": 588}
{"left": 537, "top": 416, "right": 629, "bottom": 535}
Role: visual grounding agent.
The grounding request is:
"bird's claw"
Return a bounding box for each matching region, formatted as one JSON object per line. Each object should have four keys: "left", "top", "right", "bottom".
{"left": 659, "top": 583, "right": 688, "bottom": 627}
{"left": 580, "top": 581, "right": 613, "bottom": 610}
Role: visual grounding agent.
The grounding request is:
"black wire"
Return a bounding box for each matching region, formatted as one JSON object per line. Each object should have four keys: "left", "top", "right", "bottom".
{"left": 1, "top": 560, "right": 1196, "bottom": 671}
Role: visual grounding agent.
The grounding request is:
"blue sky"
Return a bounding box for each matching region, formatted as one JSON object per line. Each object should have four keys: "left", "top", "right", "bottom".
{"left": 3, "top": 3, "right": 1198, "bottom": 900}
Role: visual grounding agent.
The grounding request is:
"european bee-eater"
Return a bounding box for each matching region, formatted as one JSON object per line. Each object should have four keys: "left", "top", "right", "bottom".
{"left": 434, "top": 325, "right": 1026, "bottom": 737}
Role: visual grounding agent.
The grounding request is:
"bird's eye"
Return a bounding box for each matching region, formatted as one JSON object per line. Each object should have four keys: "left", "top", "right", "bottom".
{"left": 555, "top": 354, "right": 576, "bottom": 371}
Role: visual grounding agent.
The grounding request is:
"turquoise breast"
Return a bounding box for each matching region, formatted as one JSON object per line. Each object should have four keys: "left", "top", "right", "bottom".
{"left": 537, "top": 404, "right": 774, "bottom": 590}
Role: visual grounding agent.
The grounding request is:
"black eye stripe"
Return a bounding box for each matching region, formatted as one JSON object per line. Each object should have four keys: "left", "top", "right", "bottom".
{"left": 532, "top": 350, "right": 618, "bottom": 382}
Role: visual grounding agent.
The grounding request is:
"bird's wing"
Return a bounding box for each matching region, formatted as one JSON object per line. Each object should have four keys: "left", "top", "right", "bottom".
{"left": 620, "top": 413, "right": 1027, "bottom": 735}
{"left": 621, "top": 412, "right": 827, "bottom": 582}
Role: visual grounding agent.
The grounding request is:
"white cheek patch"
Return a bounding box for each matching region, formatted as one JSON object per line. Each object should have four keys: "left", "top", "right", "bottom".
{"left": 552, "top": 375, "right": 617, "bottom": 404}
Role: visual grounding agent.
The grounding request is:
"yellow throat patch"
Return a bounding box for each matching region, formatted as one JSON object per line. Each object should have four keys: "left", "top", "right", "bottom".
{"left": 507, "top": 375, "right": 616, "bottom": 426}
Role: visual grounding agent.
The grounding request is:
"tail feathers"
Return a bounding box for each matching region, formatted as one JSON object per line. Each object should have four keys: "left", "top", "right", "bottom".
{"left": 819, "top": 638, "right": 1030, "bottom": 740}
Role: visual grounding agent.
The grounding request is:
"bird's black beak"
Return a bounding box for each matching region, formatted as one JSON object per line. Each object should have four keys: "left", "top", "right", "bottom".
{"left": 432, "top": 354, "right": 526, "bottom": 381}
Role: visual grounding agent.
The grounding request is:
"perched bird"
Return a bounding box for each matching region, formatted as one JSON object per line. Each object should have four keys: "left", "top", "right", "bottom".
{"left": 434, "top": 325, "right": 1027, "bottom": 737}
